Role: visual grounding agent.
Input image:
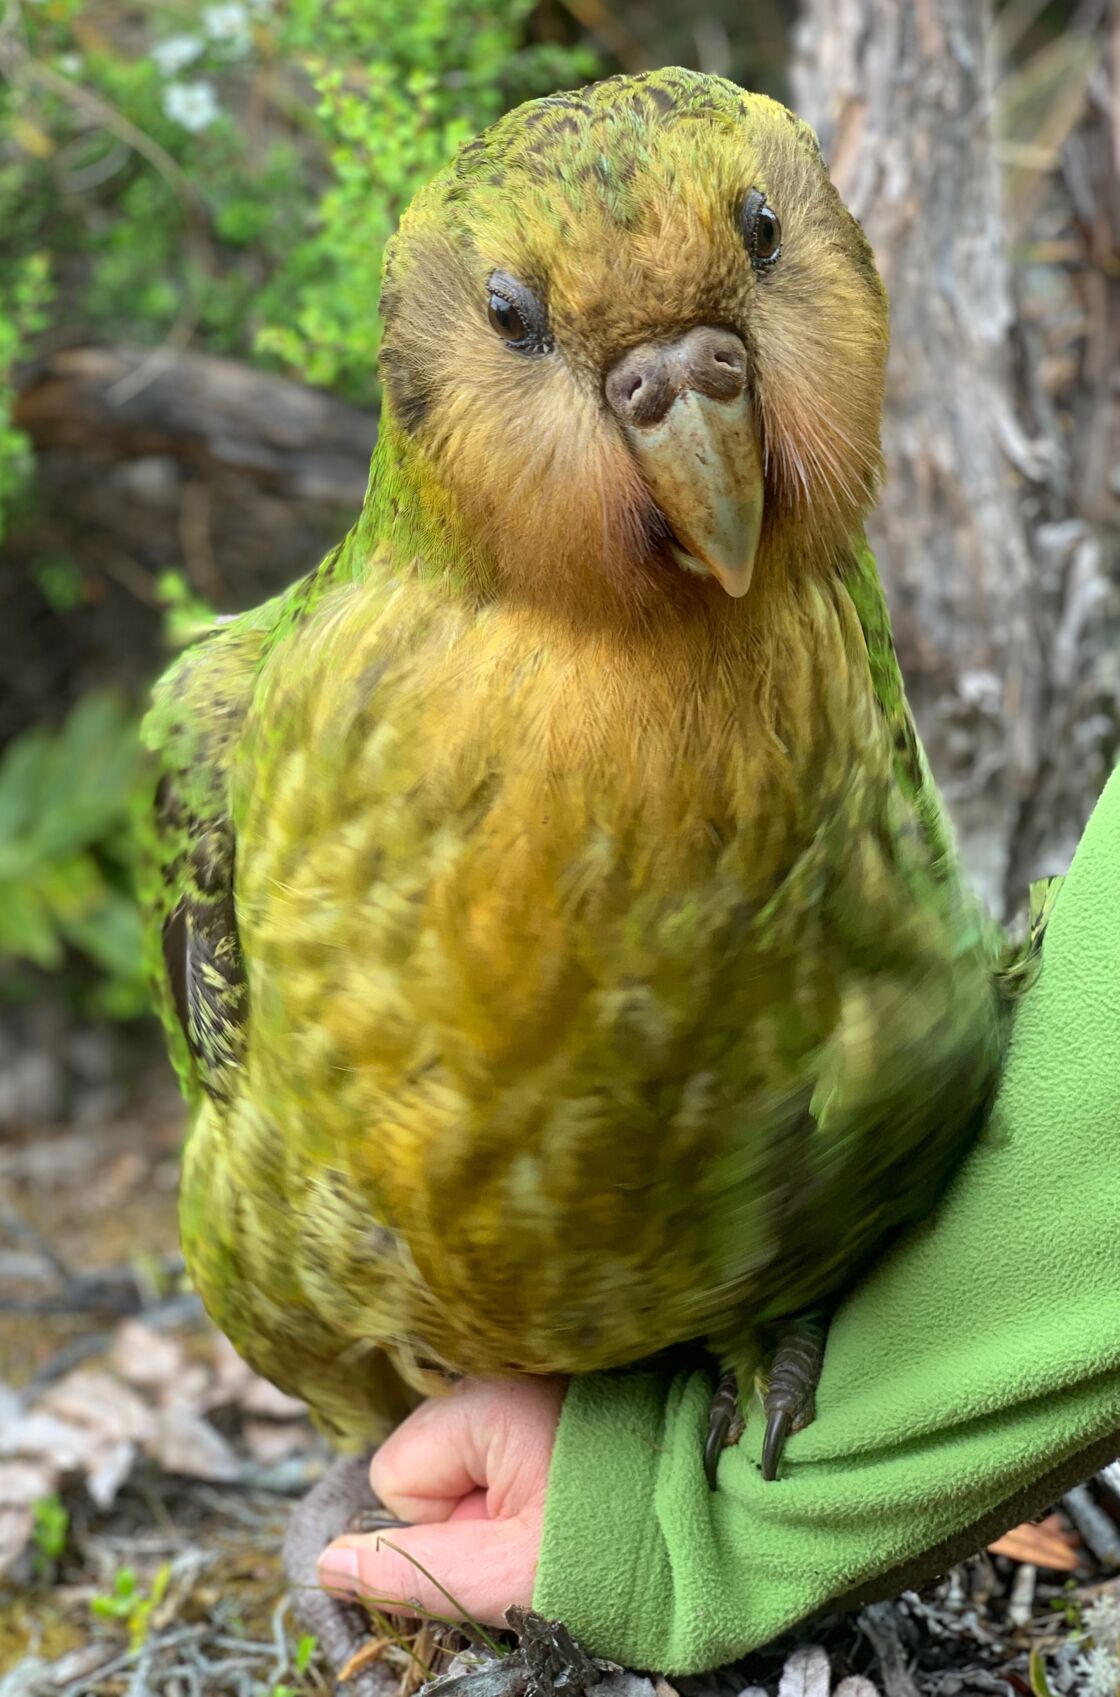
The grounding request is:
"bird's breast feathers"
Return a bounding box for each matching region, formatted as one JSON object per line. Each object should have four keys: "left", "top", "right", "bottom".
{"left": 193, "top": 566, "right": 999, "bottom": 1382}
{"left": 235, "top": 566, "right": 889, "bottom": 1089}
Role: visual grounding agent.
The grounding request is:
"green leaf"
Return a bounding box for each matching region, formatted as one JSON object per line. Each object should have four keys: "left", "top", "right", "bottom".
{"left": 31, "top": 1493, "right": 69, "bottom": 1574}
{"left": 0, "top": 692, "right": 149, "bottom": 1011}
{"left": 1028, "top": 1649, "right": 1055, "bottom": 1697}
{"left": 113, "top": 1567, "right": 137, "bottom": 1600}
{"left": 0, "top": 883, "right": 64, "bottom": 968}
{"left": 62, "top": 888, "right": 145, "bottom": 981}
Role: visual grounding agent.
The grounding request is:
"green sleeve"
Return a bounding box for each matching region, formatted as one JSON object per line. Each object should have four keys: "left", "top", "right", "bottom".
{"left": 534, "top": 769, "right": 1120, "bottom": 1676}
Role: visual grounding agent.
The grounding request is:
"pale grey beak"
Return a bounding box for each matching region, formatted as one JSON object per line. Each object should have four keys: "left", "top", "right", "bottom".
{"left": 605, "top": 327, "right": 764, "bottom": 599}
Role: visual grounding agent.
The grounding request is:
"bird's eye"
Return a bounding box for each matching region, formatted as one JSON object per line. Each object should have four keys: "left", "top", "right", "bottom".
{"left": 485, "top": 272, "right": 552, "bottom": 355}
{"left": 741, "top": 189, "right": 782, "bottom": 271}
{"left": 488, "top": 294, "right": 527, "bottom": 342}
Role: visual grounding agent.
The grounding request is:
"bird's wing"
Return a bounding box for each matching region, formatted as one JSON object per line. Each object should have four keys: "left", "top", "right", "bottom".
{"left": 141, "top": 536, "right": 358, "bottom": 1103}
{"left": 140, "top": 615, "right": 267, "bottom": 1106}
{"left": 838, "top": 533, "right": 959, "bottom": 879}
{"left": 839, "top": 534, "right": 1058, "bottom": 992}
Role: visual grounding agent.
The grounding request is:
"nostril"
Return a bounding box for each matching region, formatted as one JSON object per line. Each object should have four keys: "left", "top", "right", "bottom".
{"left": 684, "top": 329, "right": 748, "bottom": 400}
{"left": 606, "top": 362, "right": 655, "bottom": 420}
{"left": 606, "top": 349, "right": 678, "bottom": 426}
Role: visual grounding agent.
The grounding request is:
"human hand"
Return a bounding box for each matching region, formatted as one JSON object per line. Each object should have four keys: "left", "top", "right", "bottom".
{"left": 316, "top": 1376, "right": 567, "bottom": 1625}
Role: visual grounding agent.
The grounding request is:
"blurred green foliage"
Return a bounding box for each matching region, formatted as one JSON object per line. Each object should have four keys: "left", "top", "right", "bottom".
{"left": 30, "top": 1492, "right": 70, "bottom": 1580}
{"left": 0, "top": 690, "right": 150, "bottom": 1018}
{"left": 0, "top": 566, "right": 229, "bottom": 1016}
{"left": 0, "top": 0, "right": 594, "bottom": 1019}
{"left": 0, "top": 0, "right": 596, "bottom": 412}
{"left": 0, "top": 252, "right": 51, "bottom": 543}
{"left": 260, "top": 0, "right": 598, "bottom": 391}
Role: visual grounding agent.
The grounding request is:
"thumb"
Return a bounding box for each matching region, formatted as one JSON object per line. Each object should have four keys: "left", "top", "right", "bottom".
{"left": 317, "top": 1515, "right": 539, "bottom": 1626}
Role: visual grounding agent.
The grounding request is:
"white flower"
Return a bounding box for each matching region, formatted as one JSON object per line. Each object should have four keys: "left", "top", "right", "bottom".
{"left": 201, "top": 3, "right": 251, "bottom": 58}
{"left": 1076, "top": 1645, "right": 1120, "bottom": 1697}
{"left": 162, "top": 80, "right": 220, "bottom": 133}
{"left": 202, "top": 3, "right": 249, "bottom": 37}
{"left": 56, "top": 53, "right": 82, "bottom": 75}
{"left": 151, "top": 35, "right": 204, "bottom": 75}
{"left": 1086, "top": 1593, "right": 1120, "bottom": 1648}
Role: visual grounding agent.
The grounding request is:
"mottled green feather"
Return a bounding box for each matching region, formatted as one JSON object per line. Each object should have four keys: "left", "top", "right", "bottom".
{"left": 142, "top": 70, "right": 1037, "bottom": 1453}
{"left": 838, "top": 537, "right": 962, "bottom": 876}
{"left": 142, "top": 600, "right": 280, "bottom": 1101}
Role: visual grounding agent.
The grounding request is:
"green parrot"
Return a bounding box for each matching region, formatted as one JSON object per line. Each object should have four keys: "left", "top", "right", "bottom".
{"left": 142, "top": 67, "right": 1039, "bottom": 1682}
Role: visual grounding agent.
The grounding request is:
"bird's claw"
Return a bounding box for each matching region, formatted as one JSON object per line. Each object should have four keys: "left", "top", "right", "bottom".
{"left": 703, "top": 1369, "right": 745, "bottom": 1490}
{"left": 759, "top": 1313, "right": 828, "bottom": 1480}
{"left": 760, "top": 1407, "right": 791, "bottom": 1482}
{"left": 416, "top": 1609, "right": 621, "bottom": 1697}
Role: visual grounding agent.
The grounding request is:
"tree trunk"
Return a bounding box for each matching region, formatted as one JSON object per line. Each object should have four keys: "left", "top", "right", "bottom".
{"left": 4, "top": 347, "right": 376, "bottom": 745}
{"left": 793, "top": 0, "right": 1119, "bottom": 914}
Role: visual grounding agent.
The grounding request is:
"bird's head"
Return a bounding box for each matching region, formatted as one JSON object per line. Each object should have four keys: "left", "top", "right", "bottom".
{"left": 375, "top": 68, "right": 888, "bottom": 619}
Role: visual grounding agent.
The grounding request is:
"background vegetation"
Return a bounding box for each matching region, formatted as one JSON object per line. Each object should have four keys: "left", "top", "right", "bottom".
{"left": 0, "top": 0, "right": 603, "bottom": 1019}
{"left": 0, "top": 0, "right": 1113, "bottom": 1023}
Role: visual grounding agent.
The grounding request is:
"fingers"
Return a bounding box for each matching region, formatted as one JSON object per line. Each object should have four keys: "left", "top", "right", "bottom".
{"left": 316, "top": 1378, "right": 564, "bottom": 1624}
{"left": 369, "top": 1377, "right": 566, "bottom": 1525}
{"left": 448, "top": 1489, "right": 490, "bottom": 1521}
{"left": 317, "top": 1513, "right": 539, "bottom": 1627}
{"left": 368, "top": 1384, "right": 493, "bottom": 1524}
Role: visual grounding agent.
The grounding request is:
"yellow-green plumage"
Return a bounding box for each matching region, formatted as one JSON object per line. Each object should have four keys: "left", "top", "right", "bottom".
{"left": 143, "top": 69, "right": 1018, "bottom": 1454}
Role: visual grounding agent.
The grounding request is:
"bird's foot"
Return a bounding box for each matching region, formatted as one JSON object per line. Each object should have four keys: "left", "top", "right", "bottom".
{"left": 422, "top": 1609, "right": 650, "bottom": 1697}
{"left": 510, "top": 1606, "right": 609, "bottom": 1695}
{"left": 760, "top": 1312, "right": 828, "bottom": 1481}
{"left": 703, "top": 1369, "right": 746, "bottom": 1490}
{"left": 282, "top": 1450, "right": 408, "bottom": 1696}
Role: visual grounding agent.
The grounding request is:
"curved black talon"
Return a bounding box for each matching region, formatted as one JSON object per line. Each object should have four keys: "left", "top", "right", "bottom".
{"left": 761, "top": 1407, "right": 791, "bottom": 1482}
{"left": 703, "top": 1406, "right": 730, "bottom": 1490}
{"left": 704, "top": 1369, "right": 741, "bottom": 1490}
{"left": 759, "top": 1312, "right": 828, "bottom": 1481}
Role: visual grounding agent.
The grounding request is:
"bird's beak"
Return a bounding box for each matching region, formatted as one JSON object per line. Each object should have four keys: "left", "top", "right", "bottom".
{"left": 606, "top": 329, "right": 764, "bottom": 599}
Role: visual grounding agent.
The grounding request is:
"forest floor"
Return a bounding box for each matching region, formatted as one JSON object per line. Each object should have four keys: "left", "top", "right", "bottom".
{"left": 1, "top": 1014, "right": 1118, "bottom": 1697}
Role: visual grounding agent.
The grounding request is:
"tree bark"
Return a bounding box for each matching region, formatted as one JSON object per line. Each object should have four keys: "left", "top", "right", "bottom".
{"left": 3, "top": 347, "right": 376, "bottom": 745}
{"left": 793, "top": 0, "right": 1119, "bottom": 913}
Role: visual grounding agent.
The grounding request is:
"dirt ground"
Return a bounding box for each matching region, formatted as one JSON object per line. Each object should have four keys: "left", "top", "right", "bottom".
{"left": 0, "top": 1020, "right": 338, "bottom": 1695}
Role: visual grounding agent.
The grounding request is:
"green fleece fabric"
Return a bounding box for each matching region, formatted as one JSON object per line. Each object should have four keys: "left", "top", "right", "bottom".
{"left": 534, "top": 768, "right": 1120, "bottom": 1675}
